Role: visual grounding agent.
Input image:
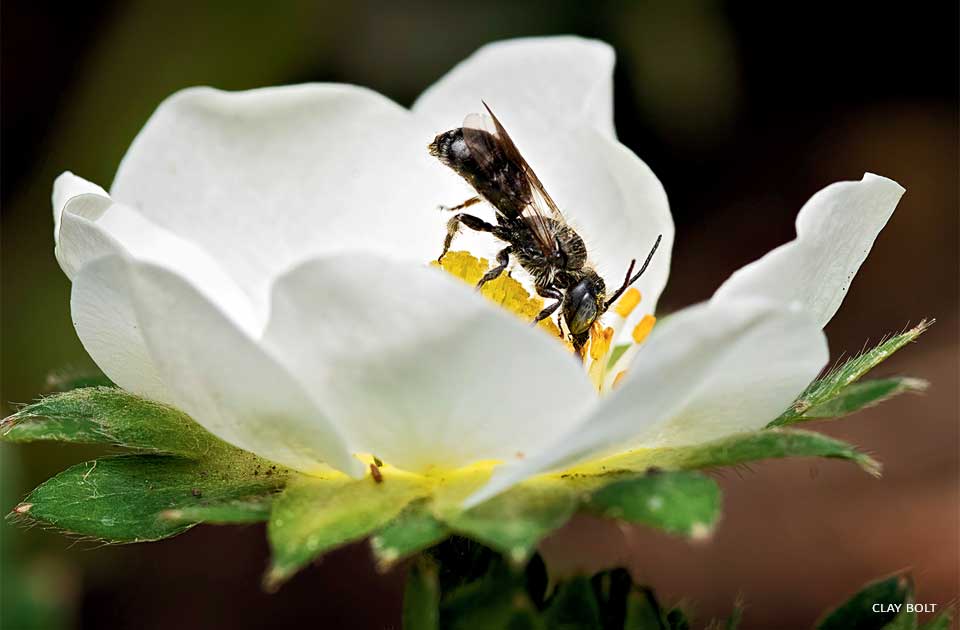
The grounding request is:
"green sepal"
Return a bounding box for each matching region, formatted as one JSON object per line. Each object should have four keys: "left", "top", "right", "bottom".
{"left": 371, "top": 500, "right": 450, "bottom": 571}
{"left": 816, "top": 574, "right": 912, "bottom": 630}
{"left": 8, "top": 454, "right": 286, "bottom": 542}
{"left": 585, "top": 471, "right": 720, "bottom": 538}
{"left": 1, "top": 387, "right": 232, "bottom": 458}
{"left": 438, "top": 480, "right": 579, "bottom": 564}
{"left": 771, "top": 321, "right": 931, "bottom": 427}
{"left": 265, "top": 473, "right": 429, "bottom": 589}
{"left": 591, "top": 428, "right": 880, "bottom": 478}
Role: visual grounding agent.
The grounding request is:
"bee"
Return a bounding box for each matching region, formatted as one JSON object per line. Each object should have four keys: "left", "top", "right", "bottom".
{"left": 430, "top": 103, "right": 662, "bottom": 357}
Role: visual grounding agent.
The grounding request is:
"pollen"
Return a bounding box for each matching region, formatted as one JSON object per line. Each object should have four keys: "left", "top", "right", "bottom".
{"left": 613, "top": 287, "right": 642, "bottom": 317}
{"left": 632, "top": 314, "right": 656, "bottom": 344}
{"left": 434, "top": 250, "right": 562, "bottom": 339}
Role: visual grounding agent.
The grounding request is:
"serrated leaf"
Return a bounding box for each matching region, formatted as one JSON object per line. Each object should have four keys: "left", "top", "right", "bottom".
{"left": 266, "top": 472, "right": 429, "bottom": 588}
{"left": 434, "top": 477, "right": 578, "bottom": 563}
{"left": 371, "top": 501, "right": 449, "bottom": 570}
{"left": 544, "top": 576, "right": 603, "bottom": 629}
{"left": 803, "top": 378, "right": 927, "bottom": 419}
{"left": 403, "top": 557, "right": 440, "bottom": 630}
{"left": 771, "top": 321, "right": 931, "bottom": 426}
{"left": 9, "top": 454, "right": 286, "bottom": 541}
{"left": 1, "top": 387, "right": 231, "bottom": 458}
{"left": 576, "top": 429, "right": 879, "bottom": 479}
{"left": 816, "top": 574, "right": 912, "bottom": 630}
{"left": 585, "top": 471, "right": 720, "bottom": 538}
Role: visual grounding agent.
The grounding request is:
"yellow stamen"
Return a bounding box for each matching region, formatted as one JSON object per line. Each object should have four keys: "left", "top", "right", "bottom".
{"left": 613, "top": 370, "right": 628, "bottom": 389}
{"left": 632, "top": 314, "right": 656, "bottom": 344}
{"left": 589, "top": 325, "right": 614, "bottom": 361}
{"left": 587, "top": 325, "right": 615, "bottom": 391}
{"left": 434, "top": 251, "right": 563, "bottom": 339}
{"left": 613, "top": 287, "right": 642, "bottom": 317}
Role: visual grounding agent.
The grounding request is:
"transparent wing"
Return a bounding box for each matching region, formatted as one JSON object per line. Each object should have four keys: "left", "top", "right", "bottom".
{"left": 462, "top": 104, "right": 567, "bottom": 257}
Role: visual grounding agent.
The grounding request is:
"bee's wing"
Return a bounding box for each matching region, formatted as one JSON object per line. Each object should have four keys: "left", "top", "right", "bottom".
{"left": 462, "top": 105, "right": 567, "bottom": 258}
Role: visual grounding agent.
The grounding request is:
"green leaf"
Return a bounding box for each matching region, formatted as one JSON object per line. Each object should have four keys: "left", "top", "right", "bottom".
{"left": 1, "top": 387, "right": 231, "bottom": 458}
{"left": 771, "top": 321, "right": 932, "bottom": 426}
{"left": 586, "top": 429, "right": 880, "bottom": 479}
{"left": 9, "top": 454, "right": 286, "bottom": 541}
{"left": 544, "top": 576, "right": 603, "bottom": 629}
{"left": 816, "top": 574, "right": 912, "bottom": 630}
{"left": 919, "top": 611, "right": 953, "bottom": 630}
{"left": 266, "top": 473, "right": 428, "bottom": 588}
{"left": 585, "top": 471, "right": 721, "bottom": 538}
{"left": 439, "top": 557, "right": 543, "bottom": 630}
{"left": 403, "top": 557, "right": 440, "bottom": 630}
{"left": 436, "top": 479, "right": 579, "bottom": 564}
{"left": 625, "top": 587, "right": 671, "bottom": 630}
{"left": 371, "top": 501, "right": 449, "bottom": 570}
{"left": 159, "top": 495, "right": 276, "bottom": 525}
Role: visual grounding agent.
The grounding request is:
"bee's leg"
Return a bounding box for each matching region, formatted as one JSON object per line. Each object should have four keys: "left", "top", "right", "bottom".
{"left": 438, "top": 196, "right": 481, "bottom": 212}
{"left": 439, "top": 213, "right": 495, "bottom": 262}
{"left": 531, "top": 285, "right": 563, "bottom": 326}
{"left": 571, "top": 331, "right": 591, "bottom": 358}
{"left": 476, "top": 246, "right": 513, "bottom": 289}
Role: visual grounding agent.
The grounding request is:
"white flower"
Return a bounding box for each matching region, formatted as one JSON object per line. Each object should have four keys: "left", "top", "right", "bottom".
{"left": 51, "top": 36, "right": 903, "bottom": 506}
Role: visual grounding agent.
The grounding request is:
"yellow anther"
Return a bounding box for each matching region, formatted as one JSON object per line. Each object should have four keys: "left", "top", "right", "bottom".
{"left": 632, "top": 315, "right": 656, "bottom": 344}
{"left": 435, "top": 251, "right": 562, "bottom": 339}
{"left": 613, "top": 287, "right": 642, "bottom": 317}
{"left": 590, "top": 326, "right": 614, "bottom": 361}
{"left": 613, "top": 370, "right": 628, "bottom": 389}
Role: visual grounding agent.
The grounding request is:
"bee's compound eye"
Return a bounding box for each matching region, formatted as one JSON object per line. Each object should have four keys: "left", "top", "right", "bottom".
{"left": 563, "top": 279, "right": 599, "bottom": 335}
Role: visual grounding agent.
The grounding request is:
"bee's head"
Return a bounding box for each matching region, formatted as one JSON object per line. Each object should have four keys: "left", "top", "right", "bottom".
{"left": 428, "top": 129, "right": 470, "bottom": 167}
{"left": 563, "top": 272, "right": 606, "bottom": 336}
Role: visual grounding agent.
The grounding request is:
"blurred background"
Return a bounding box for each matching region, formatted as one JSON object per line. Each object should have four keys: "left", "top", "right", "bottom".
{"left": 2, "top": 1, "right": 957, "bottom": 628}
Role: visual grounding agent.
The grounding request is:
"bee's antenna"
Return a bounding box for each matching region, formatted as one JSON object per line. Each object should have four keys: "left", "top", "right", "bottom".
{"left": 604, "top": 234, "right": 663, "bottom": 311}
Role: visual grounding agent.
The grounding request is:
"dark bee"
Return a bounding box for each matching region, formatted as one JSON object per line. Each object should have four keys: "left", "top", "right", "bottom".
{"left": 430, "top": 103, "right": 661, "bottom": 357}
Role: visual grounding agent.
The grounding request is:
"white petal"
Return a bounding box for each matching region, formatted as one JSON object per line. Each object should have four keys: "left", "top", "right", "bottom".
{"left": 54, "top": 175, "right": 261, "bottom": 399}
{"left": 712, "top": 173, "right": 904, "bottom": 328}
{"left": 73, "top": 255, "right": 362, "bottom": 477}
{"left": 262, "top": 254, "right": 597, "bottom": 472}
{"left": 413, "top": 36, "right": 617, "bottom": 137}
{"left": 71, "top": 254, "right": 168, "bottom": 400}
{"left": 52, "top": 171, "right": 107, "bottom": 245}
{"left": 110, "top": 84, "right": 465, "bottom": 310}
{"left": 467, "top": 299, "right": 826, "bottom": 506}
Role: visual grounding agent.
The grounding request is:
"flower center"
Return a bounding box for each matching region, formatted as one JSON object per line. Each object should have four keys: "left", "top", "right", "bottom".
{"left": 435, "top": 250, "right": 656, "bottom": 393}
